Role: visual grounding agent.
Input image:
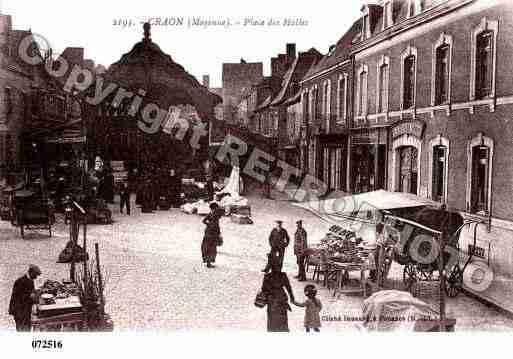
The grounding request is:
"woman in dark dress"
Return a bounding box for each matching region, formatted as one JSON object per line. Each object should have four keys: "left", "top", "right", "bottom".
{"left": 261, "top": 260, "right": 296, "bottom": 332}
{"left": 201, "top": 202, "right": 222, "bottom": 268}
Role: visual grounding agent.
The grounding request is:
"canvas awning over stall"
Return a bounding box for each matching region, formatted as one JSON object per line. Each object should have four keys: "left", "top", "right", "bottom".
{"left": 293, "top": 190, "right": 440, "bottom": 224}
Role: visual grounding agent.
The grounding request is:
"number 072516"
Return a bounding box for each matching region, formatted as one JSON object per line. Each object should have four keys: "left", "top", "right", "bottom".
{"left": 31, "top": 339, "right": 63, "bottom": 349}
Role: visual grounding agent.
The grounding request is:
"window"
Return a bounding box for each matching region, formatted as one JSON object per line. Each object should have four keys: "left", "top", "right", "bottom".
{"left": 323, "top": 80, "right": 331, "bottom": 132}
{"left": 377, "top": 56, "right": 390, "bottom": 114}
{"left": 379, "top": 65, "right": 388, "bottom": 112}
{"left": 309, "top": 86, "right": 316, "bottom": 124}
{"left": 403, "top": 55, "right": 416, "bottom": 109}
{"left": 5, "top": 87, "right": 12, "bottom": 116}
{"left": 466, "top": 133, "right": 493, "bottom": 215}
{"left": 408, "top": 0, "right": 424, "bottom": 18}
{"left": 309, "top": 87, "right": 316, "bottom": 124}
{"left": 428, "top": 135, "right": 449, "bottom": 203}
{"left": 432, "top": 146, "right": 447, "bottom": 201}
{"left": 435, "top": 45, "right": 450, "bottom": 104}
{"left": 475, "top": 31, "right": 493, "bottom": 99}
{"left": 408, "top": 0, "right": 415, "bottom": 17}
{"left": 470, "top": 18, "right": 498, "bottom": 102}
{"left": 362, "top": 15, "right": 369, "bottom": 40}
{"left": 357, "top": 64, "right": 368, "bottom": 116}
{"left": 431, "top": 33, "right": 453, "bottom": 107}
{"left": 383, "top": 1, "right": 392, "bottom": 30}
{"left": 303, "top": 90, "right": 310, "bottom": 125}
{"left": 337, "top": 74, "right": 348, "bottom": 123}
{"left": 471, "top": 146, "right": 490, "bottom": 213}
{"left": 361, "top": 6, "right": 371, "bottom": 40}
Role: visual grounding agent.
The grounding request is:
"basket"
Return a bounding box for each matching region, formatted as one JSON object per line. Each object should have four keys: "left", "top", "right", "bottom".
{"left": 411, "top": 280, "right": 441, "bottom": 312}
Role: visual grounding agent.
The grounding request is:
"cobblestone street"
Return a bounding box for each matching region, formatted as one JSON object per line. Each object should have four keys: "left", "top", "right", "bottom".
{"left": 1, "top": 196, "right": 513, "bottom": 332}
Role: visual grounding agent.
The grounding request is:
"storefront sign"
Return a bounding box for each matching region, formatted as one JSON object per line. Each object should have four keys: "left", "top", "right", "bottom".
{"left": 391, "top": 120, "right": 425, "bottom": 139}
{"left": 351, "top": 128, "right": 388, "bottom": 145}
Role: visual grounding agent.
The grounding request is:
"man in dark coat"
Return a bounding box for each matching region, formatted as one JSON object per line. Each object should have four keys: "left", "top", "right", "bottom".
{"left": 9, "top": 265, "right": 41, "bottom": 331}
{"left": 262, "top": 220, "right": 290, "bottom": 273}
{"left": 120, "top": 182, "right": 131, "bottom": 215}
{"left": 293, "top": 220, "right": 308, "bottom": 281}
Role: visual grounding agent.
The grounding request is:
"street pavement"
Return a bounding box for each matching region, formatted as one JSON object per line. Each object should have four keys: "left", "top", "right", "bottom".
{"left": 1, "top": 194, "right": 513, "bottom": 332}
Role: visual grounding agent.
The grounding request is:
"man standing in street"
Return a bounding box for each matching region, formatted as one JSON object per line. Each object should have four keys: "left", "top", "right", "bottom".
{"left": 120, "top": 182, "right": 131, "bottom": 215}
{"left": 294, "top": 220, "right": 308, "bottom": 281}
{"left": 9, "top": 265, "right": 42, "bottom": 331}
{"left": 262, "top": 220, "right": 290, "bottom": 273}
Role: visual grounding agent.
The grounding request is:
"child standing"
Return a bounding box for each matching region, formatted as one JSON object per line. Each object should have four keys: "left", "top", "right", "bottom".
{"left": 293, "top": 284, "right": 322, "bottom": 332}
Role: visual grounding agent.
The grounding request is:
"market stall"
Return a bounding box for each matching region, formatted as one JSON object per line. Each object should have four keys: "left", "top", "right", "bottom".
{"left": 307, "top": 224, "right": 375, "bottom": 297}
{"left": 295, "top": 190, "right": 441, "bottom": 294}
{"left": 31, "top": 202, "right": 113, "bottom": 331}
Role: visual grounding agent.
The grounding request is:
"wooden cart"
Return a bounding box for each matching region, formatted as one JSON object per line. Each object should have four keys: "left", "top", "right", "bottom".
{"left": 32, "top": 311, "right": 85, "bottom": 332}
{"left": 14, "top": 190, "right": 53, "bottom": 238}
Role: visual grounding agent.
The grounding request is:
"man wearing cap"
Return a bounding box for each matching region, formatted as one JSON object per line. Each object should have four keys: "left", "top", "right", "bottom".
{"left": 294, "top": 220, "right": 308, "bottom": 281}
{"left": 262, "top": 220, "right": 290, "bottom": 272}
{"left": 9, "top": 265, "right": 41, "bottom": 331}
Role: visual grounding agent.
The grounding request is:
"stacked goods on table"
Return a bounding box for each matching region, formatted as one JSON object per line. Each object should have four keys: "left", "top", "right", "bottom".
{"left": 36, "top": 280, "right": 82, "bottom": 318}
{"left": 309, "top": 225, "right": 373, "bottom": 264}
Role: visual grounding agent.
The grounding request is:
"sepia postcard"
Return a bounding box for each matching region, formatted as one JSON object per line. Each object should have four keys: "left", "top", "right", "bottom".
{"left": 1, "top": 0, "right": 512, "bottom": 356}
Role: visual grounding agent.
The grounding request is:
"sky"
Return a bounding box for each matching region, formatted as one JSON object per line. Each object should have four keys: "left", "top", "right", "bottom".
{"left": 2, "top": 0, "right": 363, "bottom": 88}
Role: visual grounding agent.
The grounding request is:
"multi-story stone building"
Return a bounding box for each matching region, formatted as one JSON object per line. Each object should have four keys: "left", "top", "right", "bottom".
{"left": 252, "top": 44, "right": 298, "bottom": 141}
{"left": 350, "top": 0, "right": 513, "bottom": 310}
{"left": 299, "top": 21, "right": 360, "bottom": 192}
{"left": 272, "top": 48, "right": 322, "bottom": 170}
{"left": 0, "top": 14, "right": 46, "bottom": 177}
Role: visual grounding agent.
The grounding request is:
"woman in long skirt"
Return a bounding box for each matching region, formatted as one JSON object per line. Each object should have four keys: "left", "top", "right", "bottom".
{"left": 261, "top": 259, "right": 296, "bottom": 332}
{"left": 201, "top": 202, "right": 222, "bottom": 268}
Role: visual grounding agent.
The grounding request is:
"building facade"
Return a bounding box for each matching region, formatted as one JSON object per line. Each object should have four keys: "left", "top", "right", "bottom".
{"left": 299, "top": 22, "right": 359, "bottom": 193}
{"left": 351, "top": 0, "right": 513, "bottom": 310}
{"left": 222, "top": 60, "right": 263, "bottom": 124}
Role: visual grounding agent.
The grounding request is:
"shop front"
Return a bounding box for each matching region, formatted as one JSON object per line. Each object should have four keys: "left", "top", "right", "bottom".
{"left": 350, "top": 127, "right": 388, "bottom": 194}
{"left": 318, "top": 134, "right": 348, "bottom": 192}
{"left": 390, "top": 119, "right": 425, "bottom": 196}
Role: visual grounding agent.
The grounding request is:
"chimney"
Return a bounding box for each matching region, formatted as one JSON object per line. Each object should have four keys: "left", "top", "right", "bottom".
{"left": 202, "top": 75, "right": 210, "bottom": 88}
{"left": 271, "top": 57, "right": 279, "bottom": 78}
{"left": 286, "top": 43, "right": 296, "bottom": 59}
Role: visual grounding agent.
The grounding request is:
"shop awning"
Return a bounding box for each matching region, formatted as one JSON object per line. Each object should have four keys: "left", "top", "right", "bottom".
{"left": 293, "top": 189, "right": 440, "bottom": 221}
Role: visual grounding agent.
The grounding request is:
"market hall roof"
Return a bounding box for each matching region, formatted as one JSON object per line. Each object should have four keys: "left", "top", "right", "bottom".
{"left": 105, "top": 23, "right": 221, "bottom": 117}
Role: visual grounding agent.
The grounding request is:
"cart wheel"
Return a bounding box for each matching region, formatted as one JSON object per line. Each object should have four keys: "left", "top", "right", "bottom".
{"left": 444, "top": 264, "right": 463, "bottom": 298}
{"left": 403, "top": 263, "right": 417, "bottom": 292}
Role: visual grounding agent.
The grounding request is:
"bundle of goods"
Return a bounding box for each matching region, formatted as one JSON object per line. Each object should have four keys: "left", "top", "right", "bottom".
{"left": 40, "top": 279, "right": 80, "bottom": 298}
{"left": 57, "top": 240, "right": 89, "bottom": 263}
{"left": 315, "top": 228, "right": 365, "bottom": 264}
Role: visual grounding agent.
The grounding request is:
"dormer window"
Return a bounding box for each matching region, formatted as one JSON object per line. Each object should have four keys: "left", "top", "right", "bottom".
{"left": 408, "top": 0, "right": 425, "bottom": 18}
{"left": 383, "top": 0, "right": 393, "bottom": 30}
{"left": 362, "top": 15, "right": 369, "bottom": 40}
{"left": 361, "top": 5, "right": 371, "bottom": 40}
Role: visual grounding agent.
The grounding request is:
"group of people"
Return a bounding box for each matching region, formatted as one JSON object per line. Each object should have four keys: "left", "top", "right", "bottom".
{"left": 259, "top": 220, "right": 322, "bottom": 332}
{"left": 198, "top": 204, "right": 322, "bottom": 333}
{"left": 135, "top": 167, "right": 182, "bottom": 213}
